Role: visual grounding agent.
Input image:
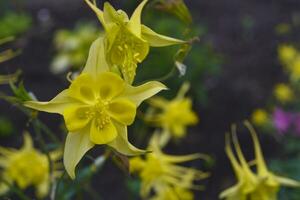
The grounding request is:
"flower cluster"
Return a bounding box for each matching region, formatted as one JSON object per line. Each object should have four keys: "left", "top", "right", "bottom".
{"left": 219, "top": 122, "right": 300, "bottom": 200}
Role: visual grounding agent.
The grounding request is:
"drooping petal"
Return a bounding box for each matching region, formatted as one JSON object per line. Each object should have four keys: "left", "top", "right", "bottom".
{"left": 24, "top": 90, "right": 72, "bottom": 115}
{"left": 219, "top": 183, "right": 245, "bottom": 200}
{"left": 97, "top": 72, "right": 125, "bottom": 100}
{"left": 63, "top": 128, "right": 94, "bottom": 179}
{"left": 108, "top": 121, "right": 146, "bottom": 155}
{"left": 90, "top": 119, "right": 117, "bottom": 144}
{"left": 68, "top": 73, "right": 97, "bottom": 104}
{"left": 82, "top": 37, "right": 109, "bottom": 78}
{"left": 121, "top": 81, "right": 167, "bottom": 106}
{"left": 128, "top": 0, "right": 148, "bottom": 36}
{"left": 141, "top": 25, "right": 185, "bottom": 47}
{"left": 84, "top": 0, "right": 105, "bottom": 27}
{"left": 108, "top": 98, "right": 136, "bottom": 125}
{"left": 63, "top": 105, "right": 92, "bottom": 132}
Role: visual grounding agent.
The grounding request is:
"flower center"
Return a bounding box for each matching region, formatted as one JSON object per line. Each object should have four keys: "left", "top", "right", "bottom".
{"left": 92, "top": 98, "right": 111, "bottom": 129}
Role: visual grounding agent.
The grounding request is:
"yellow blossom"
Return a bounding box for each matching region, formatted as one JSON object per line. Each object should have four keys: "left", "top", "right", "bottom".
{"left": 25, "top": 38, "right": 166, "bottom": 179}
{"left": 289, "top": 57, "right": 300, "bottom": 81}
{"left": 150, "top": 185, "right": 194, "bottom": 200}
{"left": 130, "top": 134, "right": 209, "bottom": 199}
{"left": 273, "top": 83, "right": 293, "bottom": 103}
{"left": 219, "top": 122, "right": 300, "bottom": 200}
{"left": 0, "top": 133, "right": 61, "bottom": 198}
{"left": 84, "top": 0, "right": 185, "bottom": 83}
{"left": 251, "top": 109, "right": 268, "bottom": 126}
{"left": 146, "top": 83, "right": 198, "bottom": 145}
{"left": 278, "top": 44, "right": 297, "bottom": 67}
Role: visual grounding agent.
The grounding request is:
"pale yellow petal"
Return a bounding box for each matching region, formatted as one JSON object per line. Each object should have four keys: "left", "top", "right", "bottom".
{"left": 219, "top": 183, "right": 244, "bottom": 200}
{"left": 36, "top": 179, "right": 49, "bottom": 198}
{"left": 22, "top": 132, "right": 33, "bottom": 150}
{"left": 121, "top": 81, "right": 167, "bottom": 106}
{"left": 274, "top": 175, "right": 300, "bottom": 187}
{"left": 244, "top": 121, "right": 268, "bottom": 176}
{"left": 108, "top": 98, "right": 136, "bottom": 125}
{"left": 225, "top": 134, "right": 243, "bottom": 179}
{"left": 141, "top": 25, "right": 185, "bottom": 47}
{"left": 82, "top": 37, "right": 109, "bottom": 78}
{"left": 90, "top": 119, "right": 117, "bottom": 144}
{"left": 24, "top": 89, "right": 72, "bottom": 115}
{"left": 63, "top": 128, "right": 94, "bottom": 179}
{"left": 103, "top": 2, "right": 128, "bottom": 25}
{"left": 108, "top": 121, "right": 146, "bottom": 155}
{"left": 128, "top": 0, "right": 148, "bottom": 36}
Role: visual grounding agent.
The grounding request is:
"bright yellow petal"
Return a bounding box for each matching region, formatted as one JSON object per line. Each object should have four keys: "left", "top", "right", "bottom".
{"left": 84, "top": 0, "right": 105, "bottom": 27}
{"left": 63, "top": 128, "right": 94, "bottom": 179}
{"left": 121, "top": 81, "right": 167, "bottom": 106}
{"left": 68, "top": 73, "right": 97, "bottom": 104}
{"left": 63, "top": 105, "right": 92, "bottom": 132}
{"left": 89, "top": 119, "right": 117, "bottom": 144}
{"left": 141, "top": 25, "right": 185, "bottom": 47}
{"left": 24, "top": 90, "right": 72, "bottom": 114}
{"left": 82, "top": 37, "right": 109, "bottom": 78}
{"left": 128, "top": 0, "right": 148, "bottom": 36}
{"left": 108, "top": 98, "right": 136, "bottom": 125}
{"left": 219, "top": 183, "right": 245, "bottom": 200}
{"left": 36, "top": 179, "right": 49, "bottom": 199}
{"left": 108, "top": 121, "right": 146, "bottom": 155}
{"left": 97, "top": 72, "right": 125, "bottom": 100}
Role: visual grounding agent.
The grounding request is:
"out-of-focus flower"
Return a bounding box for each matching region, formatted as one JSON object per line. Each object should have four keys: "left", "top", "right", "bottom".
{"left": 289, "top": 57, "right": 300, "bottom": 81}
{"left": 219, "top": 122, "right": 300, "bottom": 200}
{"left": 25, "top": 38, "right": 166, "bottom": 179}
{"left": 0, "top": 133, "right": 61, "bottom": 198}
{"left": 84, "top": 0, "right": 185, "bottom": 83}
{"left": 150, "top": 185, "right": 194, "bottom": 200}
{"left": 51, "top": 22, "right": 101, "bottom": 74}
{"left": 272, "top": 108, "right": 292, "bottom": 134}
{"left": 130, "top": 134, "right": 209, "bottom": 199}
{"left": 278, "top": 44, "right": 297, "bottom": 67}
{"left": 275, "top": 23, "right": 291, "bottom": 35}
{"left": 273, "top": 83, "right": 294, "bottom": 103}
{"left": 155, "top": 0, "right": 193, "bottom": 25}
{"left": 146, "top": 83, "right": 198, "bottom": 145}
{"left": 251, "top": 109, "right": 268, "bottom": 126}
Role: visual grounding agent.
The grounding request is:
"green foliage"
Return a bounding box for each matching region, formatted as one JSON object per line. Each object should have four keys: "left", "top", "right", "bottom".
{"left": 0, "top": 12, "right": 31, "bottom": 38}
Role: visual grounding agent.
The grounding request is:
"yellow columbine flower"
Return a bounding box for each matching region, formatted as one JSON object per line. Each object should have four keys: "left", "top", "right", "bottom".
{"left": 278, "top": 44, "right": 297, "bottom": 67}
{"left": 273, "top": 83, "right": 293, "bottom": 103}
{"left": 130, "top": 134, "right": 209, "bottom": 199}
{"left": 0, "top": 133, "right": 61, "bottom": 198}
{"left": 146, "top": 83, "right": 198, "bottom": 144}
{"left": 219, "top": 122, "right": 300, "bottom": 200}
{"left": 25, "top": 38, "right": 166, "bottom": 179}
{"left": 84, "top": 0, "right": 185, "bottom": 83}
{"left": 251, "top": 109, "right": 268, "bottom": 126}
{"left": 150, "top": 185, "right": 194, "bottom": 200}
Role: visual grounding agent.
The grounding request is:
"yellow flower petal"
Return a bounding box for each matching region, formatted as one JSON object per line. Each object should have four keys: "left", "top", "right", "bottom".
{"left": 68, "top": 73, "right": 97, "bottom": 104}
{"left": 108, "top": 98, "right": 136, "bottom": 125}
{"left": 63, "top": 128, "right": 94, "bottom": 179}
{"left": 128, "top": 0, "right": 148, "bottom": 36}
{"left": 103, "top": 2, "right": 128, "bottom": 25}
{"left": 274, "top": 175, "right": 300, "bottom": 187}
{"left": 141, "top": 25, "right": 185, "bottom": 47}
{"left": 24, "top": 90, "right": 72, "bottom": 114}
{"left": 97, "top": 72, "right": 125, "bottom": 100}
{"left": 84, "top": 0, "right": 105, "bottom": 27}
{"left": 122, "top": 81, "right": 167, "bottom": 106}
{"left": 82, "top": 37, "right": 109, "bottom": 78}
{"left": 63, "top": 105, "right": 92, "bottom": 132}
{"left": 219, "top": 183, "right": 244, "bottom": 199}
{"left": 90, "top": 119, "right": 117, "bottom": 144}
{"left": 22, "top": 133, "right": 33, "bottom": 150}
{"left": 108, "top": 121, "right": 145, "bottom": 155}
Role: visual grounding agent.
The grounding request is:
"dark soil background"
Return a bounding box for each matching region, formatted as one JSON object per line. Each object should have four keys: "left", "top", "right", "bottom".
{"left": 1, "top": 0, "right": 300, "bottom": 199}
